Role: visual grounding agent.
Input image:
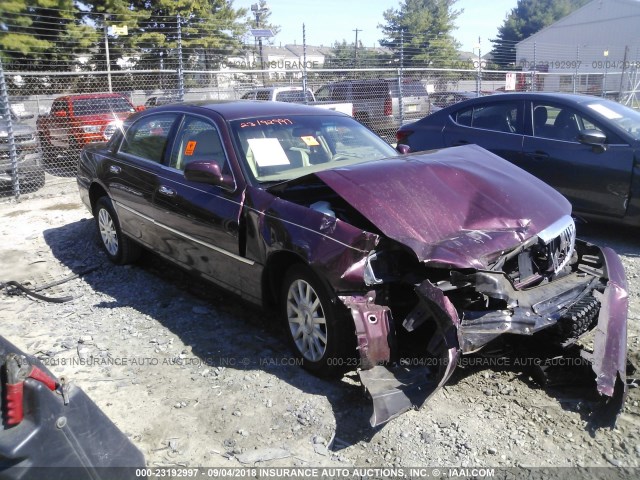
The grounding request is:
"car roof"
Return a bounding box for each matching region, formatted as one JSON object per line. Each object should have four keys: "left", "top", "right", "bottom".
{"left": 147, "top": 100, "right": 346, "bottom": 120}
{"left": 250, "top": 86, "right": 305, "bottom": 91}
{"left": 64, "top": 93, "right": 129, "bottom": 100}
{"left": 441, "top": 92, "right": 609, "bottom": 107}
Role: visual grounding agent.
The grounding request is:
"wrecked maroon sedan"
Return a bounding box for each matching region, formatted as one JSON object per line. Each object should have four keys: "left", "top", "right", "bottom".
{"left": 77, "top": 101, "right": 628, "bottom": 426}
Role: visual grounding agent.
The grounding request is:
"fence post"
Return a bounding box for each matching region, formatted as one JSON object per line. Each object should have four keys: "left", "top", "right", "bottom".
{"left": 398, "top": 30, "right": 404, "bottom": 126}
{"left": 177, "top": 14, "right": 185, "bottom": 101}
{"left": 531, "top": 42, "right": 537, "bottom": 92}
{"left": 302, "top": 24, "right": 308, "bottom": 104}
{"left": 476, "top": 37, "right": 482, "bottom": 97}
{"left": 0, "top": 58, "right": 20, "bottom": 198}
{"left": 573, "top": 45, "right": 579, "bottom": 94}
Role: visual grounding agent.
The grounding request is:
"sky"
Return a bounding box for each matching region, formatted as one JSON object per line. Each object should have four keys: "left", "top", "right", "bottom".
{"left": 233, "top": 0, "right": 519, "bottom": 53}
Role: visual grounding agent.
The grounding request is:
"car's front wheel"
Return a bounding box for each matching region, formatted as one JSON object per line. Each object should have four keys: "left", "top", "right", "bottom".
{"left": 94, "top": 196, "right": 140, "bottom": 265}
{"left": 280, "top": 264, "right": 355, "bottom": 377}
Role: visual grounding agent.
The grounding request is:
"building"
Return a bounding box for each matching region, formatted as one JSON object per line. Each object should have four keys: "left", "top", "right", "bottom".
{"left": 515, "top": 0, "right": 640, "bottom": 97}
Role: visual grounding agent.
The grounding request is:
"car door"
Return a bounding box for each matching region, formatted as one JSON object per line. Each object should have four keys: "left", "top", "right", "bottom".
{"left": 103, "top": 112, "right": 182, "bottom": 247}
{"left": 442, "top": 99, "right": 526, "bottom": 164}
{"left": 152, "top": 114, "right": 248, "bottom": 293}
{"left": 521, "top": 100, "right": 634, "bottom": 218}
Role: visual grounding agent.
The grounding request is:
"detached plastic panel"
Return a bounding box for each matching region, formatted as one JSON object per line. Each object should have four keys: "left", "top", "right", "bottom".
{"left": 0, "top": 336, "right": 146, "bottom": 479}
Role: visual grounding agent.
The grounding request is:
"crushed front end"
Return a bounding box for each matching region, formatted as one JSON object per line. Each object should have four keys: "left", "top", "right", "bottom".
{"left": 345, "top": 215, "right": 628, "bottom": 426}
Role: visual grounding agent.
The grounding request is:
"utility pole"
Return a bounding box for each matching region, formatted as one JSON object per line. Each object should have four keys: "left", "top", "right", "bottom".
{"left": 476, "top": 36, "right": 481, "bottom": 97}
{"left": 353, "top": 28, "right": 362, "bottom": 67}
{"left": 618, "top": 45, "right": 629, "bottom": 102}
{"left": 103, "top": 14, "right": 112, "bottom": 93}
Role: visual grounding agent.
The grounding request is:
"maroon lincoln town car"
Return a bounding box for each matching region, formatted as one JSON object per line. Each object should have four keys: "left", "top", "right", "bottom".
{"left": 77, "top": 101, "right": 628, "bottom": 426}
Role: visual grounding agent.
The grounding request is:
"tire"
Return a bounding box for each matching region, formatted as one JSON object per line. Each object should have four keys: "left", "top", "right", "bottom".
{"left": 39, "top": 134, "right": 57, "bottom": 164}
{"left": 280, "top": 264, "right": 355, "bottom": 377}
{"left": 94, "top": 196, "right": 140, "bottom": 265}
{"left": 64, "top": 138, "right": 81, "bottom": 176}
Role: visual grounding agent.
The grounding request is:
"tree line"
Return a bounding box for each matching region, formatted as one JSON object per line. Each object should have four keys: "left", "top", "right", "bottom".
{"left": 0, "top": 0, "right": 590, "bottom": 72}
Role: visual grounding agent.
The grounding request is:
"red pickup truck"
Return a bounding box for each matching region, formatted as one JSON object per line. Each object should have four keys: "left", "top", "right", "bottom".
{"left": 37, "top": 93, "right": 143, "bottom": 163}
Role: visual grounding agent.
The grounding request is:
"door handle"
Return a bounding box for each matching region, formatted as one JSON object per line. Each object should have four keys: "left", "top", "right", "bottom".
{"left": 109, "top": 165, "right": 121, "bottom": 174}
{"left": 526, "top": 151, "right": 549, "bottom": 160}
{"left": 158, "top": 185, "right": 176, "bottom": 197}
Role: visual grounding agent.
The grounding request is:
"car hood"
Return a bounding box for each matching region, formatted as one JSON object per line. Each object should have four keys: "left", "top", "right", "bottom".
{"left": 314, "top": 144, "right": 572, "bottom": 269}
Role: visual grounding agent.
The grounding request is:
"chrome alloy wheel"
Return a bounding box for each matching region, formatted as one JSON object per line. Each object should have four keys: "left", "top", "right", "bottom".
{"left": 286, "top": 279, "right": 328, "bottom": 362}
{"left": 98, "top": 207, "right": 119, "bottom": 256}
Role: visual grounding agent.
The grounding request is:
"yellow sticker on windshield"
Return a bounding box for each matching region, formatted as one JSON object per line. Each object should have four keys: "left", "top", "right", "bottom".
{"left": 300, "top": 135, "right": 320, "bottom": 146}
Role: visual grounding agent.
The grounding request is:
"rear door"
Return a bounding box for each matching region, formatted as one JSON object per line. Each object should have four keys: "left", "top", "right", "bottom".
{"left": 104, "top": 112, "right": 181, "bottom": 247}
{"left": 152, "top": 114, "right": 248, "bottom": 293}
{"left": 521, "top": 100, "right": 634, "bottom": 218}
{"left": 442, "top": 99, "right": 526, "bottom": 164}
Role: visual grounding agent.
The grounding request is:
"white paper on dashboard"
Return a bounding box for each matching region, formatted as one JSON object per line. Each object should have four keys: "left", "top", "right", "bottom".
{"left": 247, "top": 138, "right": 291, "bottom": 167}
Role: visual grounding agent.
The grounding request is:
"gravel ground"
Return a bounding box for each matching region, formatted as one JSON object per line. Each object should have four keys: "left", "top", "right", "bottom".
{"left": 1, "top": 181, "right": 639, "bottom": 471}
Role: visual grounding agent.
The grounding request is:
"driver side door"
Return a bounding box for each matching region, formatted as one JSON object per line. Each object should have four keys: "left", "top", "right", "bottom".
{"left": 521, "top": 101, "right": 634, "bottom": 218}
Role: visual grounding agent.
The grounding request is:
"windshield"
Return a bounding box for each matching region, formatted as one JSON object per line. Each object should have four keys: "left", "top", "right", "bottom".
{"left": 231, "top": 115, "right": 398, "bottom": 183}
{"left": 586, "top": 100, "right": 640, "bottom": 141}
{"left": 72, "top": 97, "right": 135, "bottom": 116}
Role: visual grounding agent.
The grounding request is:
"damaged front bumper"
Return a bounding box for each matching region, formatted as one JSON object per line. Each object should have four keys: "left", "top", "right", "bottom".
{"left": 343, "top": 242, "right": 629, "bottom": 427}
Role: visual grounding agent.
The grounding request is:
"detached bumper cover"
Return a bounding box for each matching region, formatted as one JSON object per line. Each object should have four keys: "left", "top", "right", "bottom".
{"left": 584, "top": 246, "right": 628, "bottom": 400}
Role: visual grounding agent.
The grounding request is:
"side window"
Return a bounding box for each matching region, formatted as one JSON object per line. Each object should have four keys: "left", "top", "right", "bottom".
{"left": 333, "top": 84, "right": 349, "bottom": 102}
{"left": 532, "top": 102, "right": 605, "bottom": 142}
{"left": 455, "top": 106, "right": 473, "bottom": 126}
{"left": 315, "top": 86, "right": 331, "bottom": 101}
{"left": 51, "top": 100, "right": 67, "bottom": 114}
{"left": 169, "top": 116, "right": 227, "bottom": 172}
{"left": 455, "top": 102, "right": 522, "bottom": 134}
{"left": 255, "top": 90, "right": 271, "bottom": 101}
{"left": 119, "top": 113, "right": 178, "bottom": 163}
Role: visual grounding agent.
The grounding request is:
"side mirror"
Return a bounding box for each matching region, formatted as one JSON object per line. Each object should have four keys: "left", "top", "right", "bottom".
{"left": 184, "top": 161, "right": 235, "bottom": 191}
{"left": 135, "top": 105, "right": 146, "bottom": 112}
{"left": 396, "top": 144, "right": 411, "bottom": 154}
{"left": 578, "top": 129, "right": 607, "bottom": 152}
{"left": 53, "top": 110, "right": 67, "bottom": 118}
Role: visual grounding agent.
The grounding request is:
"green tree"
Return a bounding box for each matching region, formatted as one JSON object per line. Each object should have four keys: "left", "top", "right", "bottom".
{"left": 490, "top": 0, "right": 590, "bottom": 68}
{"left": 0, "top": 0, "right": 98, "bottom": 71}
{"left": 326, "top": 40, "right": 392, "bottom": 68}
{"left": 379, "top": 0, "right": 461, "bottom": 67}
{"left": 85, "top": 0, "right": 247, "bottom": 71}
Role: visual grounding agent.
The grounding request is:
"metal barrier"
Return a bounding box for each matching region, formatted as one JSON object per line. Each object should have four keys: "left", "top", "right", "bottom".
{"left": 1, "top": 63, "right": 638, "bottom": 199}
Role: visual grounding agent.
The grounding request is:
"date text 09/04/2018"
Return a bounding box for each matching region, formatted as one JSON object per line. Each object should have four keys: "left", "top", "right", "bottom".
{"left": 519, "top": 59, "right": 640, "bottom": 70}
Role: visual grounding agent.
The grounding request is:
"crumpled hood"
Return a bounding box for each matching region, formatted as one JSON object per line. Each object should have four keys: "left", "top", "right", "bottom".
{"left": 315, "top": 144, "right": 572, "bottom": 269}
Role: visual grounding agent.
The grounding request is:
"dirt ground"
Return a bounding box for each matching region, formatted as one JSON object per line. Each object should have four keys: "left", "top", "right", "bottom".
{"left": 1, "top": 180, "right": 639, "bottom": 471}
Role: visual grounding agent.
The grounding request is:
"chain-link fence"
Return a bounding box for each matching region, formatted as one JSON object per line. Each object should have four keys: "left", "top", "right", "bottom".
{"left": 1, "top": 10, "right": 639, "bottom": 199}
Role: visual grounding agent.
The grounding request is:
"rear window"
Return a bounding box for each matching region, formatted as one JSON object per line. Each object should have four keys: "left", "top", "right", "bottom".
{"left": 352, "top": 83, "right": 389, "bottom": 100}
{"left": 255, "top": 91, "right": 271, "bottom": 101}
{"left": 72, "top": 97, "right": 135, "bottom": 116}
{"left": 392, "top": 81, "right": 428, "bottom": 97}
{"left": 402, "top": 82, "right": 427, "bottom": 97}
{"left": 275, "top": 90, "right": 314, "bottom": 103}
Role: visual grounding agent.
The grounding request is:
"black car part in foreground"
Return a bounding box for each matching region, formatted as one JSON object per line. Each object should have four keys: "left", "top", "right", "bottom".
{"left": 0, "top": 336, "right": 145, "bottom": 479}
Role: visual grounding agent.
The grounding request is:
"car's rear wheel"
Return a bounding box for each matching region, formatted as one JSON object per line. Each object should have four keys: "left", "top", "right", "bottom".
{"left": 94, "top": 196, "right": 140, "bottom": 265}
{"left": 280, "top": 264, "right": 355, "bottom": 377}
